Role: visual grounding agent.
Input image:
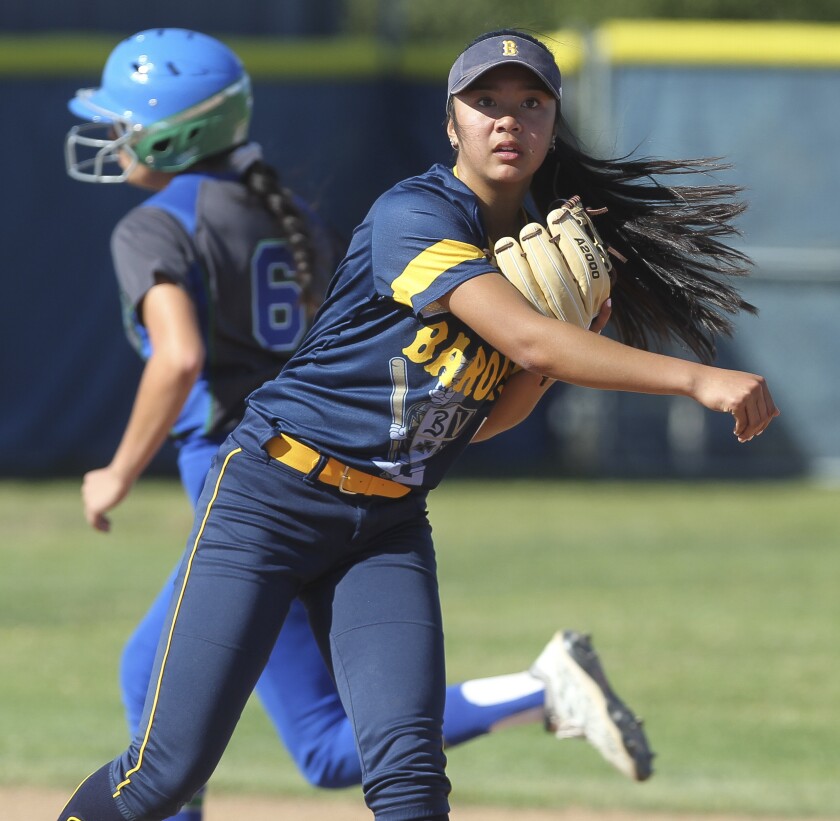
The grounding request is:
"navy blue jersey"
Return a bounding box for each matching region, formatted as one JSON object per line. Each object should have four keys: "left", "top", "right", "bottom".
{"left": 111, "top": 170, "right": 337, "bottom": 438}
{"left": 245, "top": 164, "right": 517, "bottom": 490}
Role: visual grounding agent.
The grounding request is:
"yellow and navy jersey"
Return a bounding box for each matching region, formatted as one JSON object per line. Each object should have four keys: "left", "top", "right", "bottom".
{"left": 111, "top": 170, "right": 337, "bottom": 439}
{"left": 245, "top": 163, "right": 517, "bottom": 491}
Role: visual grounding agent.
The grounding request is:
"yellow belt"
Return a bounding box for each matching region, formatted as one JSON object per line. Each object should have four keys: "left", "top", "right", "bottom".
{"left": 265, "top": 434, "right": 410, "bottom": 499}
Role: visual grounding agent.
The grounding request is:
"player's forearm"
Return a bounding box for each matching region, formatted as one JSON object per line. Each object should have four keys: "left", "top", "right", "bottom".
{"left": 108, "top": 352, "right": 201, "bottom": 485}
{"left": 448, "top": 274, "right": 776, "bottom": 441}
{"left": 446, "top": 274, "right": 699, "bottom": 400}
{"left": 520, "top": 321, "right": 700, "bottom": 398}
{"left": 472, "top": 369, "right": 553, "bottom": 442}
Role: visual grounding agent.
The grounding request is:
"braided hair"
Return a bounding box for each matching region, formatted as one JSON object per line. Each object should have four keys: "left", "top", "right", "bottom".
{"left": 450, "top": 29, "right": 755, "bottom": 365}
{"left": 240, "top": 159, "right": 320, "bottom": 317}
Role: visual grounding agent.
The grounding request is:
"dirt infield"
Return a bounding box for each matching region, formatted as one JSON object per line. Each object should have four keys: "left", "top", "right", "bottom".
{"left": 15, "top": 786, "right": 823, "bottom": 821}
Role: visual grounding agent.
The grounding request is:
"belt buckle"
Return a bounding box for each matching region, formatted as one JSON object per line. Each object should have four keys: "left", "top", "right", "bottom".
{"left": 338, "top": 465, "right": 358, "bottom": 495}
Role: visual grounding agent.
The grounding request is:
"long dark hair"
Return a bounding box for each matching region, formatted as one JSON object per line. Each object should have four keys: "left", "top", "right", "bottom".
{"left": 451, "top": 29, "right": 755, "bottom": 364}
{"left": 241, "top": 159, "right": 320, "bottom": 317}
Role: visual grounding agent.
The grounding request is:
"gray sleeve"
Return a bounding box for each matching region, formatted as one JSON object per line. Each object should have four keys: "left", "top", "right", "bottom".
{"left": 110, "top": 207, "right": 195, "bottom": 311}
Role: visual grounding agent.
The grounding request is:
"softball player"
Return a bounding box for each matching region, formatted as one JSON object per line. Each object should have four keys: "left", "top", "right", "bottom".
{"left": 62, "top": 28, "right": 661, "bottom": 821}
{"left": 58, "top": 27, "right": 778, "bottom": 821}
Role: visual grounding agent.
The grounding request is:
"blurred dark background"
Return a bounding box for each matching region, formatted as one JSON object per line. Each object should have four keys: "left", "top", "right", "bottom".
{"left": 2, "top": 1, "right": 838, "bottom": 480}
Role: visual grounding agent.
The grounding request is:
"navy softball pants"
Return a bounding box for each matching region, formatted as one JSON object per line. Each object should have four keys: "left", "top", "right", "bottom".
{"left": 121, "top": 433, "right": 364, "bottom": 789}
{"left": 58, "top": 431, "right": 451, "bottom": 821}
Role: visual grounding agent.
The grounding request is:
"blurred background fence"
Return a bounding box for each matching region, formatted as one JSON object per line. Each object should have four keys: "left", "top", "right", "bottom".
{"left": 1, "top": 4, "right": 838, "bottom": 480}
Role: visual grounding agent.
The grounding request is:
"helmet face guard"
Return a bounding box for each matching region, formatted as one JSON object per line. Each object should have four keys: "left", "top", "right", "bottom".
{"left": 65, "top": 118, "right": 138, "bottom": 184}
{"left": 64, "top": 28, "right": 252, "bottom": 184}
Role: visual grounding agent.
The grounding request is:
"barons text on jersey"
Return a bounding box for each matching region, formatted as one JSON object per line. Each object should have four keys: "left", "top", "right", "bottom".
{"left": 245, "top": 164, "right": 517, "bottom": 490}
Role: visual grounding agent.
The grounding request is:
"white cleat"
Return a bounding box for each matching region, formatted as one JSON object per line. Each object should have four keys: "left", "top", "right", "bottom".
{"left": 530, "top": 630, "right": 655, "bottom": 781}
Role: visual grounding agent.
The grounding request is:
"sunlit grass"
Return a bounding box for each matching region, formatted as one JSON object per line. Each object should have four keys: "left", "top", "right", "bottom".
{"left": 1, "top": 478, "right": 837, "bottom": 816}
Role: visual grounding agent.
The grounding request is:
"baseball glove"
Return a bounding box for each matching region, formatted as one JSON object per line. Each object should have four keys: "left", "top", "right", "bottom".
{"left": 493, "top": 196, "right": 613, "bottom": 328}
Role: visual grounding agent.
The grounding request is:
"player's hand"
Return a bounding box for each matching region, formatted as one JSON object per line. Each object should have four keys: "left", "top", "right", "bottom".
{"left": 589, "top": 298, "right": 612, "bottom": 335}
{"left": 81, "top": 466, "right": 133, "bottom": 532}
{"left": 691, "top": 366, "right": 780, "bottom": 443}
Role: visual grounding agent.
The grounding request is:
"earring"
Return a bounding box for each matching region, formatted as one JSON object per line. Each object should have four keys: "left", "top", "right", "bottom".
{"left": 548, "top": 137, "right": 556, "bottom": 153}
{"left": 450, "top": 141, "right": 459, "bottom": 150}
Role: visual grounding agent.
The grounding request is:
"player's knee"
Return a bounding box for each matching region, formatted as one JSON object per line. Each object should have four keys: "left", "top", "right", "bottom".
{"left": 118, "top": 648, "right": 153, "bottom": 734}
{"left": 295, "top": 747, "right": 361, "bottom": 789}
{"left": 119, "top": 628, "right": 155, "bottom": 697}
{"left": 118, "top": 655, "right": 147, "bottom": 707}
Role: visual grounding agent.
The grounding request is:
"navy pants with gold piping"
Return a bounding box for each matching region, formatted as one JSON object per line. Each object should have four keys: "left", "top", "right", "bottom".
{"left": 58, "top": 430, "right": 451, "bottom": 821}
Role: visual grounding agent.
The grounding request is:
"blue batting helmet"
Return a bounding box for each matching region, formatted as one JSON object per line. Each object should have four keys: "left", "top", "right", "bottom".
{"left": 65, "top": 28, "right": 252, "bottom": 182}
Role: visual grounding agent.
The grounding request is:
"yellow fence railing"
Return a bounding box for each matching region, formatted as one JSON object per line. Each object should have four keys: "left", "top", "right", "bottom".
{"left": 595, "top": 19, "right": 840, "bottom": 68}
{"left": 0, "top": 21, "right": 837, "bottom": 79}
{"left": 0, "top": 30, "right": 586, "bottom": 79}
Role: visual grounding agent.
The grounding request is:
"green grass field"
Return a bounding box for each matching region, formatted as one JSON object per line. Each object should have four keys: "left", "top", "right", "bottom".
{"left": 1, "top": 478, "right": 838, "bottom": 817}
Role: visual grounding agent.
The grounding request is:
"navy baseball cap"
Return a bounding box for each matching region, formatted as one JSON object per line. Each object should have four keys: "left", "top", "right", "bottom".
{"left": 447, "top": 34, "right": 562, "bottom": 101}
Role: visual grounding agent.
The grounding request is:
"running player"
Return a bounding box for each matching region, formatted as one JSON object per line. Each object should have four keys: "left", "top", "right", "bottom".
{"left": 62, "top": 28, "right": 656, "bottom": 821}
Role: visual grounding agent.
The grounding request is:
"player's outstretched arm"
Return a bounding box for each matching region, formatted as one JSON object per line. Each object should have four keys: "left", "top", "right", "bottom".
{"left": 82, "top": 282, "right": 204, "bottom": 532}
{"left": 443, "top": 273, "right": 779, "bottom": 443}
